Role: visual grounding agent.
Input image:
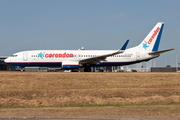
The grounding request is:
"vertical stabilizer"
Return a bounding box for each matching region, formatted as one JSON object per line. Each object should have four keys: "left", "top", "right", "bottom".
{"left": 137, "top": 22, "right": 164, "bottom": 52}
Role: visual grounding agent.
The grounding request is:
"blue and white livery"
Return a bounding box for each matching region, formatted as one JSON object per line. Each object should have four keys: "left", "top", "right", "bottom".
{"left": 4, "top": 22, "right": 174, "bottom": 71}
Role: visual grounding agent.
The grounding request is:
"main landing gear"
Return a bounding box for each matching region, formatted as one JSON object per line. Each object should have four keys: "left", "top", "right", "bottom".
{"left": 84, "top": 67, "right": 91, "bottom": 72}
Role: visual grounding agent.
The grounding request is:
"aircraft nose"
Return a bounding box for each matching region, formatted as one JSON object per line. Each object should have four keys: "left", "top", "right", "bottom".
{"left": 4, "top": 58, "right": 10, "bottom": 63}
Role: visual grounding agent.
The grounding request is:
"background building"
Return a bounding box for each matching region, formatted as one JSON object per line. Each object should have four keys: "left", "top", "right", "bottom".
{"left": 0, "top": 57, "right": 15, "bottom": 71}
{"left": 151, "top": 67, "right": 180, "bottom": 72}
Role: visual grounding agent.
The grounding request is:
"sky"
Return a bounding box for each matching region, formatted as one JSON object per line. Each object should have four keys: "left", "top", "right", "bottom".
{"left": 0, "top": 0, "right": 180, "bottom": 68}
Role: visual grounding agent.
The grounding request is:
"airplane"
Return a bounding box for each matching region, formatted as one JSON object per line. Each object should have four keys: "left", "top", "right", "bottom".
{"left": 4, "top": 22, "right": 174, "bottom": 72}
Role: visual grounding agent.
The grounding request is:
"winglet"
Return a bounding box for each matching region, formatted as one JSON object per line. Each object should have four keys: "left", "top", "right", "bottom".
{"left": 120, "top": 39, "right": 129, "bottom": 50}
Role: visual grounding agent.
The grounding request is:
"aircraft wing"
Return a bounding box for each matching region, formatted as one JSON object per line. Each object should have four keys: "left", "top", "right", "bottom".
{"left": 148, "top": 48, "right": 174, "bottom": 55}
{"left": 79, "top": 40, "right": 129, "bottom": 64}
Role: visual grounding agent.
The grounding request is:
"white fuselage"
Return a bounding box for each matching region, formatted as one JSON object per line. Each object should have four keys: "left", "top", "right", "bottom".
{"left": 4, "top": 47, "right": 158, "bottom": 67}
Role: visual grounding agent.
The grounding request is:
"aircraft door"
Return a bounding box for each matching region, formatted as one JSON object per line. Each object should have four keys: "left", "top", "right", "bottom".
{"left": 136, "top": 52, "right": 140, "bottom": 61}
{"left": 23, "top": 52, "right": 28, "bottom": 61}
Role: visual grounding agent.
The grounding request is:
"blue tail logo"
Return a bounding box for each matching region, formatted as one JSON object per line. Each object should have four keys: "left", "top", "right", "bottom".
{"left": 142, "top": 41, "right": 149, "bottom": 50}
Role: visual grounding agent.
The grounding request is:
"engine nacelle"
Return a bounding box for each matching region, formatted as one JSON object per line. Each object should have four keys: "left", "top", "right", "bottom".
{"left": 62, "top": 61, "right": 79, "bottom": 69}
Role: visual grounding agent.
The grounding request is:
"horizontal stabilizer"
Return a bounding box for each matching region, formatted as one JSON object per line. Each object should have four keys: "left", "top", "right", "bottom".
{"left": 148, "top": 48, "right": 174, "bottom": 55}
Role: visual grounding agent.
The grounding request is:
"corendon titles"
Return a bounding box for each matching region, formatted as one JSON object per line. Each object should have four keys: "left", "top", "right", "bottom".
{"left": 147, "top": 27, "right": 160, "bottom": 45}
{"left": 45, "top": 52, "right": 73, "bottom": 58}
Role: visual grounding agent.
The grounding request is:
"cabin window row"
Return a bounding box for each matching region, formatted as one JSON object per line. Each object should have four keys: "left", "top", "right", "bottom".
{"left": 31, "top": 55, "right": 73, "bottom": 58}
{"left": 31, "top": 54, "right": 131, "bottom": 58}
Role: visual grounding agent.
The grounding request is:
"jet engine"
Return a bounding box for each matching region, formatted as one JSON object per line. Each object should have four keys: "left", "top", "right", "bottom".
{"left": 62, "top": 61, "right": 79, "bottom": 69}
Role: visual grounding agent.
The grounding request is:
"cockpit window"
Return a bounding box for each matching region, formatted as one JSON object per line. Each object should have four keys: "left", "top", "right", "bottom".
{"left": 10, "top": 55, "right": 18, "bottom": 57}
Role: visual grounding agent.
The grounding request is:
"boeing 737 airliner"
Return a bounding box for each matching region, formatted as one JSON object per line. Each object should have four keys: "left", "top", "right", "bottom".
{"left": 4, "top": 22, "right": 174, "bottom": 71}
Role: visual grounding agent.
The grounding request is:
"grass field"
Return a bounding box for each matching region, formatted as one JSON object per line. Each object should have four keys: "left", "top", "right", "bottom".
{"left": 0, "top": 72, "right": 180, "bottom": 119}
